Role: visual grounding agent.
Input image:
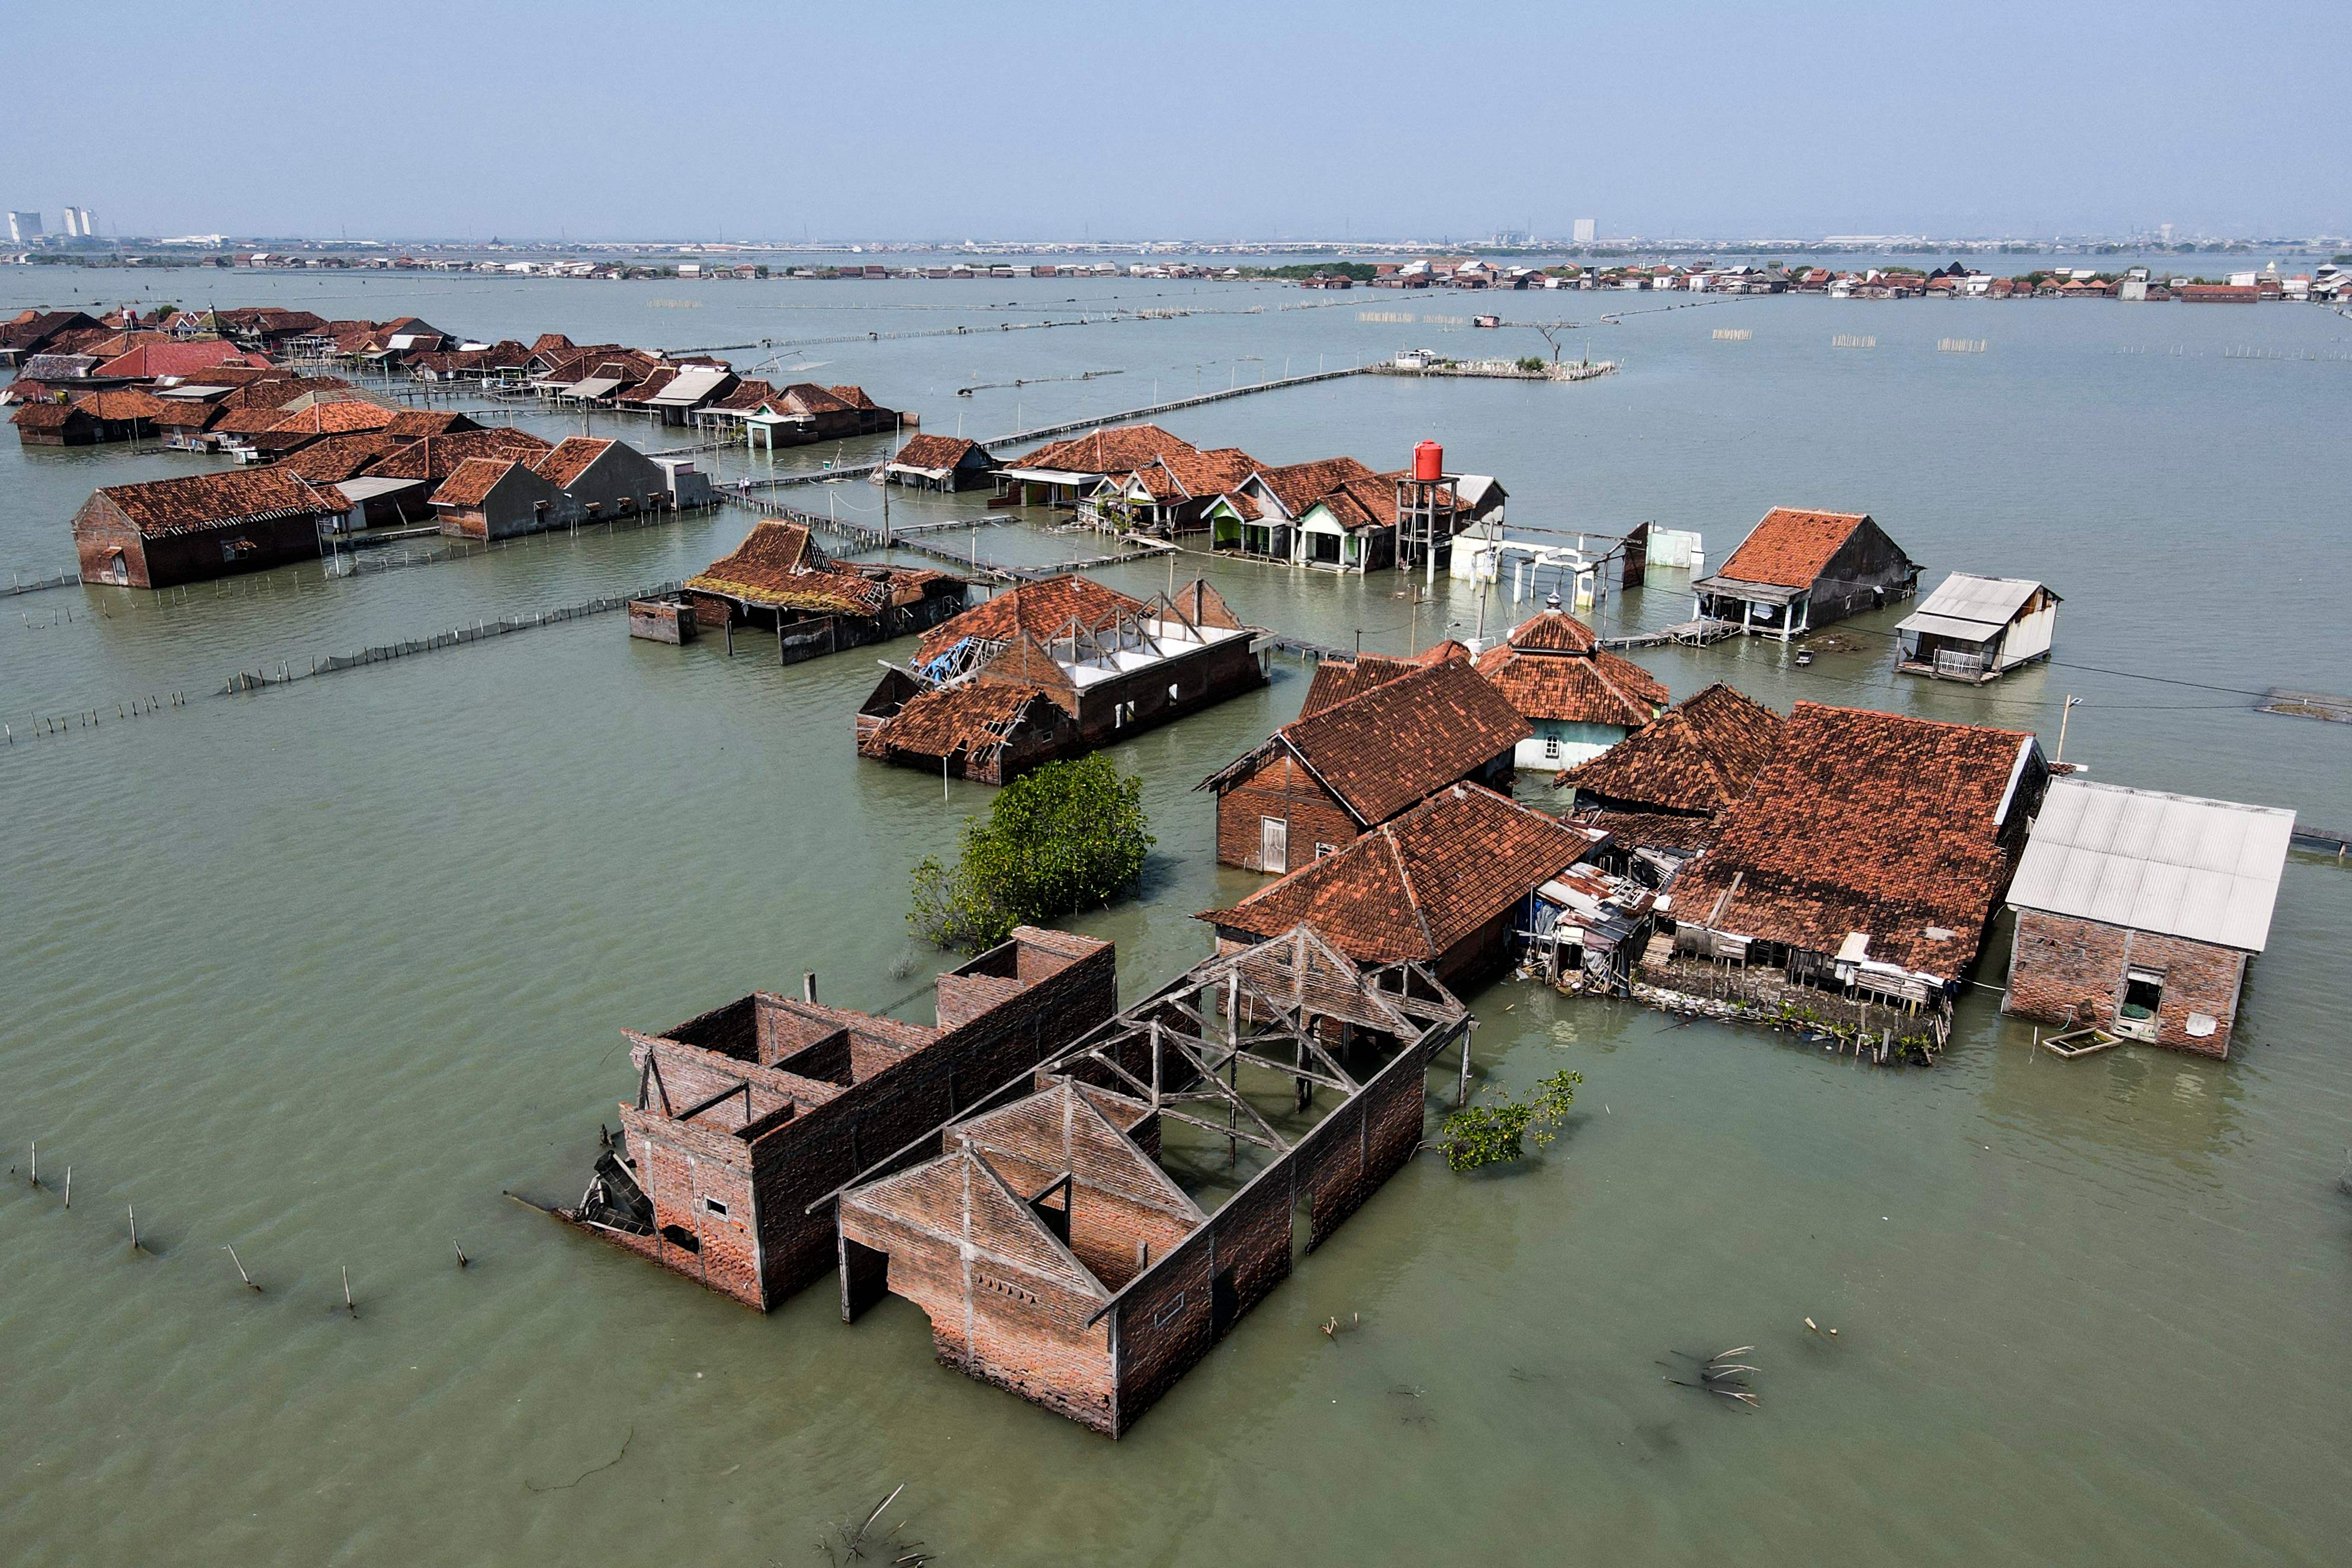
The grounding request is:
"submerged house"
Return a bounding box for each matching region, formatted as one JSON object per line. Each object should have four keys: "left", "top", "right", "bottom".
{"left": 1659, "top": 702, "right": 2048, "bottom": 1027}
{"left": 72, "top": 468, "right": 346, "bottom": 587}
{"left": 1201, "top": 456, "right": 1377, "bottom": 563}
{"left": 563, "top": 927, "right": 1116, "bottom": 1310}
{"left": 1472, "top": 597, "right": 1670, "bottom": 767}
{"left": 1560, "top": 683, "right": 1785, "bottom": 878}
{"left": 529, "top": 436, "right": 671, "bottom": 522}
{"left": 2001, "top": 779, "right": 2294, "bottom": 1058}
{"left": 1197, "top": 655, "right": 1526, "bottom": 873}
{"left": 838, "top": 925, "right": 1471, "bottom": 1436}
{"left": 1200, "top": 783, "right": 1618, "bottom": 990}
{"left": 857, "top": 576, "right": 1265, "bottom": 785}
{"left": 679, "top": 519, "right": 965, "bottom": 660}
{"left": 1692, "top": 507, "right": 1919, "bottom": 640}
{"left": 995, "top": 423, "right": 1204, "bottom": 509}
{"left": 1895, "top": 573, "right": 2061, "bottom": 682}
{"left": 881, "top": 433, "right": 997, "bottom": 491}
{"left": 428, "top": 457, "right": 578, "bottom": 539}
{"left": 1081, "top": 445, "right": 1260, "bottom": 535}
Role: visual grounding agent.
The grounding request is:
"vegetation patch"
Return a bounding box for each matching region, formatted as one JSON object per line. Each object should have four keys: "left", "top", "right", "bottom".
{"left": 908, "top": 753, "right": 1153, "bottom": 953}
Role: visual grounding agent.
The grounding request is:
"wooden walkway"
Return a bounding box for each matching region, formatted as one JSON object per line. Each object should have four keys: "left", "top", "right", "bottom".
{"left": 1601, "top": 618, "right": 1743, "bottom": 650}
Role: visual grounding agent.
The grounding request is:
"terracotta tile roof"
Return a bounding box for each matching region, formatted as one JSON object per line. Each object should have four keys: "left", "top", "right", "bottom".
{"left": 147, "top": 400, "right": 223, "bottom": 430}
{"left": 1297, "top": 641, "right": 1467, "bottom": 718}
{"left": 429, "top": 457, "right": 522, "bottom": 508}
{"left": 529, "top": 436, "right": 616, "bottom": 490}
{"left": 1201, "top": 783, "right": 1599, "bottom": 962}
{"left": 531, "top": 333, "right": 574, "bottom": 354}
{"left": 1212, "top": 657, "right": 1527, "bottom": 826}
{"left": 11, "top": 402, "right": 79, "bottom": 430}
{"left": 1668, "top": 702, "right": 2039, "bottom": 976}
{"left": 365, "top": 426, "right": 553, "bottom": 483}
{"left": 281, "top": 432, "right": 407, "bottom": 483}
{"left": 69, "top": 388, "right": 176, "bottom": 421}
{"left": 0, "top": 311, "right": 99, "bottom": 352}
{"left": 891, "top": 433, "right": 988, "bottom": 470}
{"left": 266, "top": 400, "right": 399, "bottom": 435}
{"left": 1118, "top": 445, "right": 1259, "bottom": 501}
{"left": 41, "top": 327, "right": 115, "bottom": 358}
{"left": 91, "top": 340, "right": 268, "bottom": 380}
{"left": 704, "top": 377, "right": 775, "bottom": 412}
{"left": 773, "top": 382, "right": 857, "bottom": 416}
{"left": 915, "top": 573, "right": 1149, "bottom": 663}
{"left": 1253, "top": 455, "right": 1379, "bottom": 516}
{"left": 1714, "top": 508, "right": 1871, "bottom": 589}
{"left": 91, "top": 468, "right": 346, "bottom": 537}
{"left": 1010, "top": 423, "right": 1200, "bottom": 476}
{"left": 828, "top": 384, "right": 879, "bottom": 410}
{"left": 218, "top": 375, "right": 354, "bottom": 410}
{"left": 873, "top": 682, "right": 1063, "bottom": 757}
{"left": 1472, "top": 609, "right": 1670, "bottom": 728}
{"left": 1560, "top": 683, "right": 1784, "bottom": 814}
{"left": 382, "top": 410, "right": 480, "bottom": 439}
{"left": 1498, "top": 605, "right": 1600, "bottom": 654}
{"left": 686, "top": 519, "right": 887, "bottom": 615}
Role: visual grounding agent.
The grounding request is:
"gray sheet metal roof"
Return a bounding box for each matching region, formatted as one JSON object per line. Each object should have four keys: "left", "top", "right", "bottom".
{"left": 1898, "top": 611, "right": 2000, "bottom": 642}
{"left": 333, "top": 475, "right": 426, "bottom": 503}
{"left": 1899, "top": 572, "right": 2050, "bottom": 634}
{"left": 2007, "top": 777, "right": 2295, "bottom": 950}
{"left": 649, "top": 367, "right": 732, "bottom": 406}
{"left": 562, "top": 375, "right": 624, "bottom": 400}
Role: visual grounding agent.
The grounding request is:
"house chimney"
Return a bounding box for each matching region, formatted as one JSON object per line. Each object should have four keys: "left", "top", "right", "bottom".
{"left": 802, "top": 972, "right": 818, "bottom": 1004}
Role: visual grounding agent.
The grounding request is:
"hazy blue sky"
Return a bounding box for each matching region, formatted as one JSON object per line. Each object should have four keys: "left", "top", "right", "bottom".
{"left": 7, "top": 1, "right": 2345, "bottom": 242}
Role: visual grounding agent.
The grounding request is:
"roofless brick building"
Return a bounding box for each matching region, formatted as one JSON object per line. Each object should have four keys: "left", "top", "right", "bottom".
{"left": 837, "top": 925, "right": 1471, "bottom": 1435}
{"left": 563, "top": 928, "right": 1116, "bottom": 1310}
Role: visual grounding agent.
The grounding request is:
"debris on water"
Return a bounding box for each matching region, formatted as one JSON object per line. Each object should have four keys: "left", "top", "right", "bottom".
{"left": 1805, "top": 1316, "right": 1839, "bottom": 1341}
{"left": 1661, "top": 1346, "right": 1760, "bottom": 1407}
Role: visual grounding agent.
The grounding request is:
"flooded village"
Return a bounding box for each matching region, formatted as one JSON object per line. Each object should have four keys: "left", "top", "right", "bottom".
{"left": 4, "top": 253, "right": 2348, "bottom": 1564}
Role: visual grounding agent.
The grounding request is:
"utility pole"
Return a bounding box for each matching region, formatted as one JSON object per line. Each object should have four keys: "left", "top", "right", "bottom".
{"left": 2054, "top": 694, "right": 2080, "bottom": 764}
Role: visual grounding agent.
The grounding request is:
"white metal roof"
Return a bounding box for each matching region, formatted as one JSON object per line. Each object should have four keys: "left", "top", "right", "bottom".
{"left": 649, "top": 367, "right": 732, "bottom": 406}
{"left": 561, "top": 375, "right": 624, "bottom": 400}
{"left": 2007, "top": 777, "right": 2295, "bottom": 951}
{"left": 1899, "top": 611, "right": 2000, "bottom": 643}
{"left": 333, "top": 476, "right": 426, "bottom": 502}
{"left": 1898, "top": 572, "right": 2049, "bottom": 634}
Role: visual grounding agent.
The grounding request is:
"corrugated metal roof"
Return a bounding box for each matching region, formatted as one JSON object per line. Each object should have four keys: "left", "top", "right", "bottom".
{"left": 1900, "top": 572, "right": 2048, "bottom": 633}
{"left": 562, "top": 375, "right": 624, "bottom": 399}
{"left": 2007, "top": 778, "right": 2295, "bottom": 951}
{"left": 650, "top": 367, "right": 732, "bottom": 406}
{"left": 1897, "top": 611, "right": 1999, "bottom": 642}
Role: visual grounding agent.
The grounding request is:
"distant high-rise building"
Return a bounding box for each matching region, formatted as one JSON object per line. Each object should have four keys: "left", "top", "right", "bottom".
{"left": 62, "top": 208, "right": 81, "bottom": 237}
{"left": 7, "top": 210, "right": 41, "bottom": 243}
{"left": 1573, "top": 218, "right": 1596, "bottom": 245}
{"left": 2158, "top": 221, "right": 2174, "bottom": 244}
{"left": 61, "top": 205, "right": 95, "bottom": 237}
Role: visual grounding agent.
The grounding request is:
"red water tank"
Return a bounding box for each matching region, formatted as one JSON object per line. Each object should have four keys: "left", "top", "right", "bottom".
{"left": 1413, "top": 440, "right": 1443, "bottom": 482}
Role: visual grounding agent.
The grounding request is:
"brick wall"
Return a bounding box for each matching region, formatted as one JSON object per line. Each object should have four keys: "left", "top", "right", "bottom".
{"left": 2003, "top": 910, "right": 2248, "bottom": 1058}
{"left": 1072, "top": 637, "right": 1265, "bottom": 745}
{"left": 1214, "top": 751, "right": 1362, "bottom": 871}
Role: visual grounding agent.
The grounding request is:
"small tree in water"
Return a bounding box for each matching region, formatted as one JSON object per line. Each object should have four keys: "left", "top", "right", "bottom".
{"left": 1437, "top": 1069, "right": 1582, "bottom": 1172}
{"left": 908, "top": 753, "right": 1154, "bottom": 953}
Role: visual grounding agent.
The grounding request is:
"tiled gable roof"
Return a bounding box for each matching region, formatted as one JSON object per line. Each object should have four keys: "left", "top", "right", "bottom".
{"left": 1297, "top": 641, "right": 1469, "bottom": 718}
{"left": 529, "top": 436, "right": 616, "bottom": 490}
{"left": 1252, "top": 455, "right": 1378, "bottom": 516}
{"left": 92, "top": 468, "right": 346, "bottom": 536}
{"left": 891, "top": 433, "right": 987, "bottom": 470}
{"left": 429, "top": 457, "right": 521, "bottom": 508}
{"left": 280, "top": 432, "right": 406, "bottom": 483}
{"left": 381, "top": 410, "right": 480, "bottom": 439}
{"left": 1201, "top": 783, "right": 1598, "bottom": 962}
{"left": 365, "top": 426, "right": 553, "bottom": 482}
{"left": 11, "top": 401, "right": 80, "bottom": 429}
{"left": 1714, "top": 507, "right": 1870, "bottom": 589}
{"left": 69, "top": 388, "right": 176, "bottom": 421}
{"left": 872, "top": 682, "right": 1063, "bottom": 757}
{"left": 1668, "top": 702, "right": 2038, "bottom": 976}
{"left": 1212, "top": 657, "right": 1527, "bottom": 826}
{"left": 1473, "top": 608, "right": 1670, "bottom": 728}
{"left": 92, "top": 340, "right": 266, "bottom": 380}
{"left": 915, "top": 573, "right": 1148, "bottom": 663}
{"left": 266, "top": 400, "right": 399, "bottom": 435}
{"left": 1560, "top": 683, "right": 1784, "bottom": 812}
{"left": 1011, "top": 423, "right": 1200, "bottom": 476}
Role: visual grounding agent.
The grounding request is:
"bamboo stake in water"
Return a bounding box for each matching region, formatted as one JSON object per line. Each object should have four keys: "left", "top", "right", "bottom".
{"left": 224, "top": 1244, "right": 262, "bottom": 1291}
{"left": 127, "top": 1204, "right": 142, "bottom": 1254}
{"left": 62, "top": 1167, "right": 70, "bottom": 1209}
{"left": 342, "top": 1265, "right": 357, "bottom": 1318}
